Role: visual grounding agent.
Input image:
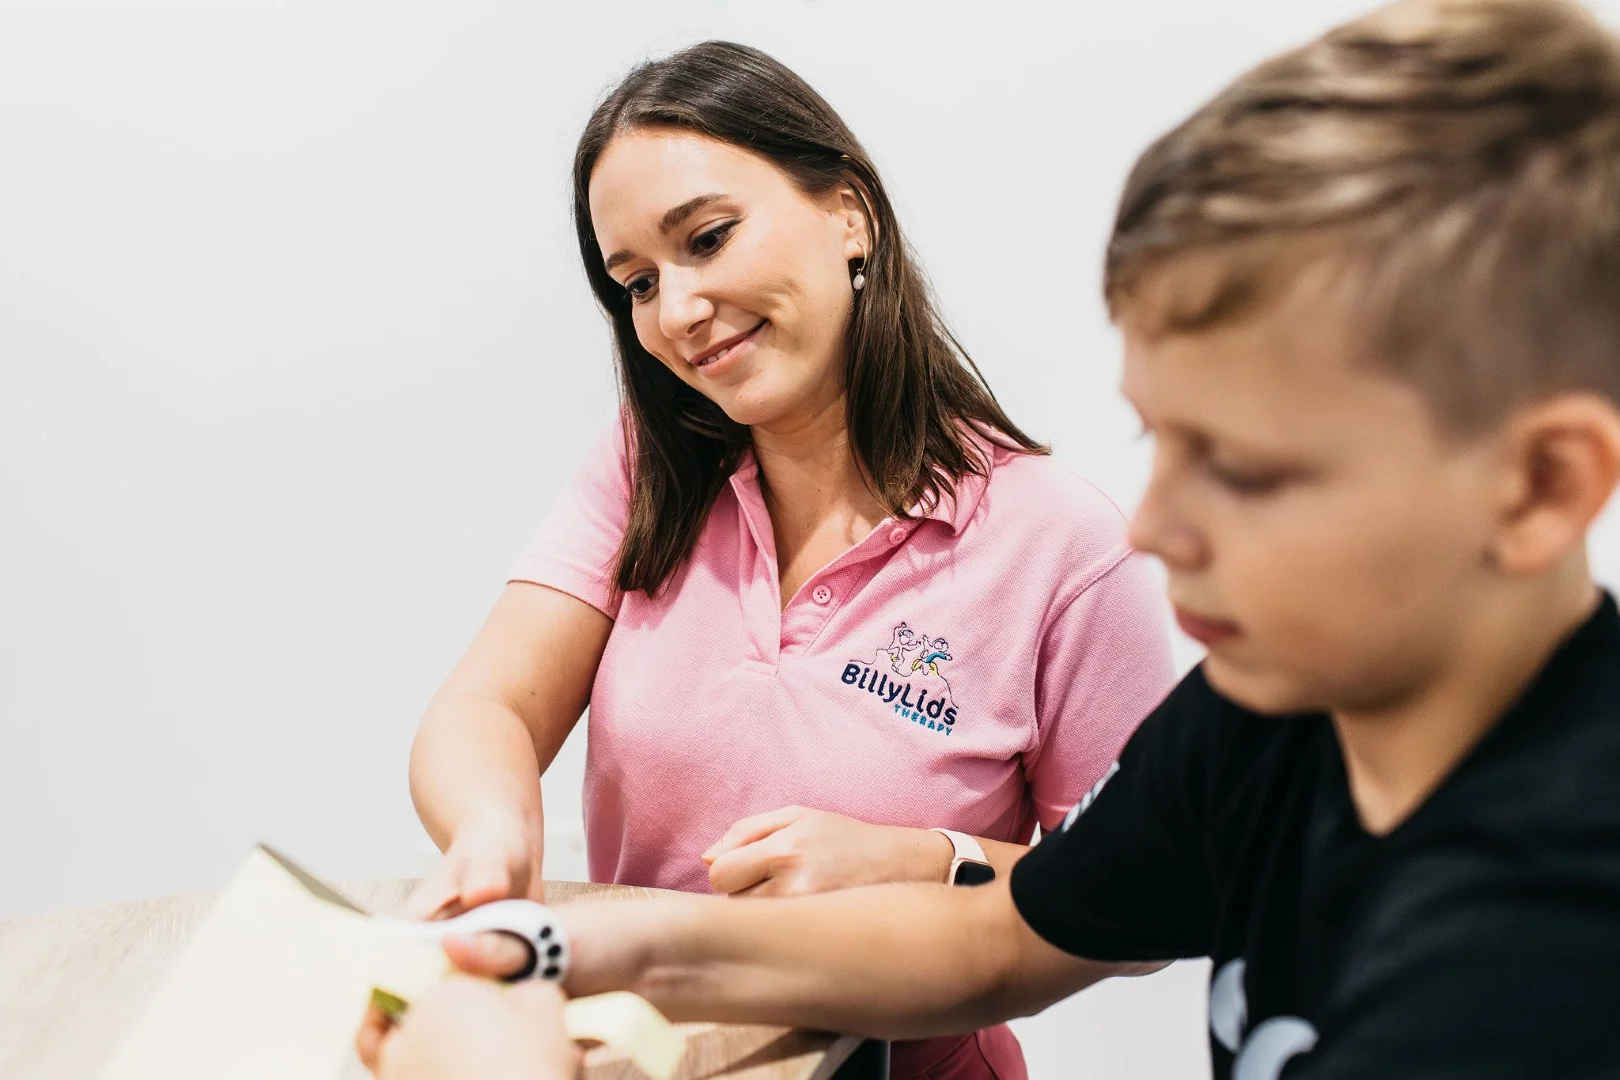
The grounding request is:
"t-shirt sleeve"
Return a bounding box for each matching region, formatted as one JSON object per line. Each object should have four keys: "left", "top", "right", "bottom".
{"left": 1021, "top": 548, "right": 1177, "bottom": 831}
{"left": 1283, "top": 880, "right": 1620, "bottom": 1079}
{"left": 507, "top": 420, "right": 631, "bottom": 619}
{"left": 1010, "top": 668, "right": 1220, "bottom": 963}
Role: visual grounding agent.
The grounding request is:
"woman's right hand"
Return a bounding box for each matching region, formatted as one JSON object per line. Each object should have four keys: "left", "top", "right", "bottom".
{"left": 402, "top": 811, "right": 546, "bottom": 920}
{"left": 359, "top": 813, "right": 545, "bottom": 1073}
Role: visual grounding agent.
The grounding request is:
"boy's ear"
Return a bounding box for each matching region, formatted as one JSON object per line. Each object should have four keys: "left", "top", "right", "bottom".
{"left": 1488, "top": 394, "right": 1620, "bottom": 575}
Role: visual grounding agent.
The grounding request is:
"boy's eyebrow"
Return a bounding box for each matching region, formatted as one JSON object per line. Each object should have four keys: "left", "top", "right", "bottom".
{"left": 602, "top": 193, "right": 727, "bottom": 274}
{"left": 1121, "top": 400, "right": 1252, "bottom": 454}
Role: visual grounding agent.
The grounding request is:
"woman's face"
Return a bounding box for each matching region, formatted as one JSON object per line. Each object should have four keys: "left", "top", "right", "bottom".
{"left": 588, "top": 128, "right": 868, "bottom": 430}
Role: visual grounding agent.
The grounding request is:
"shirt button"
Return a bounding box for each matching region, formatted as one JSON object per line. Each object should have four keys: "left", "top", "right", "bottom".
{"left": 812, "top": 585, "right": 833, "bottom": 605}
{"left": 888, "top": 526, "right": 908, "bottom": 546}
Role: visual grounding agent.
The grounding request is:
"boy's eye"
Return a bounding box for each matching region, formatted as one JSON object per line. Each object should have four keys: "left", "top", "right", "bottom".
{"left": 1206, "top": 459, "right": 1288, "bottom": 496}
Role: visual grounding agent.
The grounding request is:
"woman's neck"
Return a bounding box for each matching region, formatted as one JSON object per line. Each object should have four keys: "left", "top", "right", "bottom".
{"left": 751, "top": 400, "right": 889, "bottom": 603}
{"left": 752, "top": 402, "right": 875, "bottom": 521}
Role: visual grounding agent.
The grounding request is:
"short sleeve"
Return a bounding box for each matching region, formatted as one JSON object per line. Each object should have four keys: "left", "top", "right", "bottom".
{"left": 1011, "top": 669, "right": 1220, "bottom": 963}
{"left": 508, "top": 421, "right": 631, "bottom": 619}
{"left": 1022, "top": 549, "right": 1177, "bottom": 831}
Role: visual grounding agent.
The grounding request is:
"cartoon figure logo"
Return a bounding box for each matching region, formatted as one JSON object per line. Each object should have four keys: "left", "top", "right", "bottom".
{"left": 882, "top": 622, "right": 919, "bottom": 672}
{"left": 915, "top": 638, "right": 952, "bottom": 677}
{"left": 841, "top": 621, "right": 962, "bottom": 735}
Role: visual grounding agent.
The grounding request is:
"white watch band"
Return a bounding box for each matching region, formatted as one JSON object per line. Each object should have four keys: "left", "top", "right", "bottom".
{"left": 931, "top": 828, "right": 991, "bottom": 884}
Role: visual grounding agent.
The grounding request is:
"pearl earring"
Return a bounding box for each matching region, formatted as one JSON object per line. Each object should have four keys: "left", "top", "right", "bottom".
{"left": 852, "top": 244, "right": 868, "bottom": 292}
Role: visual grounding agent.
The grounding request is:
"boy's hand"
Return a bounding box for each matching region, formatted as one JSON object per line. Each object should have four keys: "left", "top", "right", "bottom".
{"left": 703, "top": 806, "right": 949, "bottom": 896}
{"left": 370, "top": 976, "right": 579, "bottom": 1080}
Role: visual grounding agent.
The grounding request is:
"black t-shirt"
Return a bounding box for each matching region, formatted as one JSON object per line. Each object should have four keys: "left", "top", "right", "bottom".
{"left": 1011, "top": 593, "right": 1620, "bottom": 1079}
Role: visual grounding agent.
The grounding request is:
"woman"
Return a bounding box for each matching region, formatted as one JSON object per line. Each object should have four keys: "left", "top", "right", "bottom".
{"left": 399, "top": 41, "right": 1172, "bottom": 1079}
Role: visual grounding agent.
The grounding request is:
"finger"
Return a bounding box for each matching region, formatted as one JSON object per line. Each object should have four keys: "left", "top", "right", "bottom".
{"left": 456, "top": 858, "right": 515, "bottom": 911}
{"left": 707, "top": 840, "right": 779, "bottom": 895}
{"left": 506, "top": 978, "right": 568, "bottom": 1012}
{"left": 442, "top": 931, "right": 534, "bottom": 979}
{"left": 729, "top": 873, "right": 798, "bottom": 898}
{"left": 355, "top": 1003, "right": 391, "bottom": 1073}
{"left": 702, "top": 805, "right": 806, "bottom": 862}
{"left": 400, "top": 861, "right": 464, "bottom": 920}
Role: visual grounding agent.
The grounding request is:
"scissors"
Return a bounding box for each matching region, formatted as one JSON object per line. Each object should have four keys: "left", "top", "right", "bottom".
{"left": 375, "top": 899, "right": 571, "bottom": 983}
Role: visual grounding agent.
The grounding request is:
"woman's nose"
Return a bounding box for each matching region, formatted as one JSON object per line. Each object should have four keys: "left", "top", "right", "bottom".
{"left": 657, "top": 269, "right": 715, "bottom": 342}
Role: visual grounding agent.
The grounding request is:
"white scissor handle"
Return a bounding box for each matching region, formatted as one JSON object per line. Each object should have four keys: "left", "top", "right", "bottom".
{"left": 378, "top": 898, "right": 570, "bottom": 983}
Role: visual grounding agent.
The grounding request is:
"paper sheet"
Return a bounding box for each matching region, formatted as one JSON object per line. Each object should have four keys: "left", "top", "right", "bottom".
{"left": 96, "top": 846, "right": 683, "bottom": 1080}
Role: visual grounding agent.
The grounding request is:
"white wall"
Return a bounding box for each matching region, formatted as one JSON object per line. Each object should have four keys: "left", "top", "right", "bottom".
{"left": 3, "top": 2, "right": 1619, "bottom": 1077}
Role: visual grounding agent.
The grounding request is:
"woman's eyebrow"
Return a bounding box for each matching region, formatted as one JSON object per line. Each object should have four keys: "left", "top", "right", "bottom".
{"left": 603, "top": 193, "right": 728, "bottom": 273}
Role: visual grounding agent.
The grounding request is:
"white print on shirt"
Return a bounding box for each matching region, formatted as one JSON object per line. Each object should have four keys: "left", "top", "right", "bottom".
{"left": 1061, "top": 761, "right": 1121, "bottom": 832}
{"left": 840, "top": 621, "right": 961, "bottom": 736}
{"left": 1210, "top": 959, "right": 1319, "bottom": 1080}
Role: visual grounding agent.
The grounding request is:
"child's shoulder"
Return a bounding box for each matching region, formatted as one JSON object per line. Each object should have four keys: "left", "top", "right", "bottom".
{"left": 1436, "top": 595, "right": 1620, "bottom": 843}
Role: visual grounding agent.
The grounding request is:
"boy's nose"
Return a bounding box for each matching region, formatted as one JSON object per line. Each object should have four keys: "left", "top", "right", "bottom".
{"left": 1129, "top": 480, "right": 1207, "bottom": 572}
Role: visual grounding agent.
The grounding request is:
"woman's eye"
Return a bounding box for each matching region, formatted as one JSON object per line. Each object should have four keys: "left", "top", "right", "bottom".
{"left": 691, "top": 221, "right": 736, "bottom": 256}
{"left": 624, "top": 275, "right": 655, "bottom": 303}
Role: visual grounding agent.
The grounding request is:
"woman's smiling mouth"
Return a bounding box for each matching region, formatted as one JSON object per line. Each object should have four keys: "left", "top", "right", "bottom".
{"left": 689, "top": 321, "right": 765, "bottom": 371}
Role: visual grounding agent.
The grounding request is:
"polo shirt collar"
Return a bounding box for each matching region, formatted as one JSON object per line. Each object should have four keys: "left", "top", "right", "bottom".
{"left": 728, "top": 427, "right": 999, "bottom": 537}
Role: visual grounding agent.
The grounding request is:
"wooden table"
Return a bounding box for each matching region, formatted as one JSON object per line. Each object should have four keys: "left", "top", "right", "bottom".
{"left": 0, "top": 879, "right": 863, "bottom": 1080}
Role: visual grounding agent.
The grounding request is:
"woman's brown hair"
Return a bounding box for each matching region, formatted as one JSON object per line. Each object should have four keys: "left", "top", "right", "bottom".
{"left": 572, "top": 41, "right": 1044, "bottom": 595}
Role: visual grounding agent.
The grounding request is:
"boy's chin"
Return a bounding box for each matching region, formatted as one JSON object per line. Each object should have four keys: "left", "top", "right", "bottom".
{"left": 1203, "top": 654, "right": 1328, "bottom": 717}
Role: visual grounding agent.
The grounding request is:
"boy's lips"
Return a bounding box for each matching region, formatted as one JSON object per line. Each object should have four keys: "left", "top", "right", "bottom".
{"left": 1174, "top": 607, "right": 1242, "bottom": 646}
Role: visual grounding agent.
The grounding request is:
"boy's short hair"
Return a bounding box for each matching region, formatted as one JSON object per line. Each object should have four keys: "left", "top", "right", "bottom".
{"left": 1106, "top": 0, "right": 1620, "bottom": 432}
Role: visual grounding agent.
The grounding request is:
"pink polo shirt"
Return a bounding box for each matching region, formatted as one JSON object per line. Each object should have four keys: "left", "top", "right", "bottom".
{"left": 512, "top": 421, "right": 1174, "bottom": 892}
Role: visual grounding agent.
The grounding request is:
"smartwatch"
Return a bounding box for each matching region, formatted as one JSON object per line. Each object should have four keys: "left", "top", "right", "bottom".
{"left": 931, "top": 828, "right": 995, "bottom": 886}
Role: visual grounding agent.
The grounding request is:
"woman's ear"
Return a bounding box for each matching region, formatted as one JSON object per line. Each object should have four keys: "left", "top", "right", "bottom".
{"left": 835, "top": 180, "right": 876, "bottom": 261}
{"left": 1487, "top": 394, "right": 1620, "bottom": 575}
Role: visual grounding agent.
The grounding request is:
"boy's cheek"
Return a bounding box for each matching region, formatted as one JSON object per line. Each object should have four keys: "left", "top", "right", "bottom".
{"left": 1202, "top": 563, "right": 1463, "bottom": 717}
{"left": 1188, "top": 560, "right": 1387, "bottom": 714}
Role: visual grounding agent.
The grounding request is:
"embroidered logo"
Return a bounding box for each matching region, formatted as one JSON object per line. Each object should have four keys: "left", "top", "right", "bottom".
{"left": 839, "top": 621, "right": 960, "bottom": 736}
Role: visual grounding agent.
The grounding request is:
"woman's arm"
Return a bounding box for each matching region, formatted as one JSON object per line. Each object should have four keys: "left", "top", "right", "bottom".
{"left": 403, "top": 581, "right": 612, "bottom": 915}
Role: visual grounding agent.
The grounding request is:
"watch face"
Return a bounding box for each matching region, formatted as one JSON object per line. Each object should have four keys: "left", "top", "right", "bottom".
{"left": 952, "top": 860, "right": 996, "bottom": 887}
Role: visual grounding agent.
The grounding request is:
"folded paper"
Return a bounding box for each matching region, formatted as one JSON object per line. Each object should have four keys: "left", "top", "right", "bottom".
{"left": 96, "top": 846, "right": 683, "bottom": 1080}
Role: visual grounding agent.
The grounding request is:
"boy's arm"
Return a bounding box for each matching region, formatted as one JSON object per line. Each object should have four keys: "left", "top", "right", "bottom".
{"left": 412, "top": 670, "right": 1214, "bottom": 1050}
{"left": 559, "top": 876, "right": 1147, "bottom": 1039}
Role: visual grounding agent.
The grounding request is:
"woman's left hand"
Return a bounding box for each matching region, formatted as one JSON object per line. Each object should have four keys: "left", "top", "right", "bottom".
{"left": 370, "top": 976, "right": 579, "bottom": 1080}
{"left": 703, "top": 806, "right": 949, "bottom": 897}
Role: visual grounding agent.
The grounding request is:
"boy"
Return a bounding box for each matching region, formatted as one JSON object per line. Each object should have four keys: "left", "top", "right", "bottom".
{"left": 365, "top": 0, "right": 1620, "bottom": 1076}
